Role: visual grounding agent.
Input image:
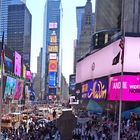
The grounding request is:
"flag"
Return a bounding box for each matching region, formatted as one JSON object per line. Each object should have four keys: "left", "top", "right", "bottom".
{"left": 119, "top": 37, "right": 125, "bottom": 64}
{"left": 112, "top": 52, "right": 120, "bottom": 65}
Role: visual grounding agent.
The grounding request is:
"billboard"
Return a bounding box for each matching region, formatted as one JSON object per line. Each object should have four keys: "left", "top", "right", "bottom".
{"left": 26, "top": 70, "right": 31, "bottom": 79}
{"left": 14, "top": 51, "right": 21, "bottom": 76}
{"left": 48, "top": 72, "right": 56, "bottom": 86}
{"left": 48, "top": 45, "right": 58, "bottom": 52}
{"left": 108, "top": 75, "right": 140, "bottom": 101}
{"left": 76, "top": 37, "right": 140, "bottom": 83}
{"left": 81, "top": 77, "right": 108, "bottom": 100}
{"left": 69, "top": 74, "right": 76, "bottom": 95}
{"left": 13, "top": 80, "right": 24, "bottom": 100}
{"left": 75, "top": 77, "right": 108, "bottom": 100}
{"left": 48, "top": 88, "right": 56, "bottom": 95}
{"left": 49, "top": 22, "right": 58, "bottom": 29}
{"left": 5, "top": 56, "right": 14, "bottom": 73}
{"left": 48, "top": 60, "right": 57, "bottom": 72}
{"left": 4, "top": 76, "right": 16, "bottom": 99}
{"left": 49, "top": 53, "right": 57, "bottom": 60}
{"left": 4, "top": 47, "right": 14, "bottom": 73}
{"left": 22, "top": 64, "right": 26, "bottom": 78}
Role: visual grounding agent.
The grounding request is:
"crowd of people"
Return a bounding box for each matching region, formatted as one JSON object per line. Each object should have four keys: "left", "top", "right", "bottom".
{"left": 72, "top": 113, "right": 140, "bottom": 140}
{"left": 1, "top": 108, "right": 140, "bottom": 140}
{"left": 1, "top": 118, "right": 60, "bottom": 140}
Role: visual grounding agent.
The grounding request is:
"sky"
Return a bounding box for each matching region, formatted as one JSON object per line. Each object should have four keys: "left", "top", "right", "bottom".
{"left": 26, "top": 0, "right": 95, "bottom": 82}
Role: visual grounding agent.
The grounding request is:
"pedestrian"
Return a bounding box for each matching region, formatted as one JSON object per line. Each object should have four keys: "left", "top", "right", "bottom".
{"left": 52, "top": 110, "right": 56, "bottom": 119}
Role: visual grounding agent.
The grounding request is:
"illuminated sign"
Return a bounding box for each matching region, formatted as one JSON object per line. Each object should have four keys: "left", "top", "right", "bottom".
{"left": 48, "top": 60, "right": 57, "bottom": 72}
{"left": 76, "top": 37, "right": 140, "bottom": 83}
{"left": 48, "top": 72, "right": 56, "bottom": 86}
{"left": 49, "top": 22, "right": 58, "bottom": 29}
{"left": 50, "top": 31, "right": 57, "bottom": 43}
{"left": 78, "top": 77, "right": 108, "bottom": 100}
{"left": 49, "top": 53, "right": 57, "bottom": 60}
{"left": 108, "top": 75, "right": 140, "bottom": 101}
{"left": 48, "top": 45, "right": 58, "bottom": 52}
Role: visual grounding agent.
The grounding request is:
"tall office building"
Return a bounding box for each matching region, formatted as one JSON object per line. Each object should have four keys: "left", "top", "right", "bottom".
{"left": 95, "top": 0, "right": 121, "bottom": 32}
{"left": 0, "top": 0, "right": 25, "bottom": 43}
{"left": 7, "top": 3, "right": 32, "bottom": 68}
{"left": 76, "top": 6, "right": 85, "bottom": 41}
{"left": 74, "top": 0, "right": 95, "bottom": 73}
{"left": 42, "top": 0, "right": 62, "bottom": 100}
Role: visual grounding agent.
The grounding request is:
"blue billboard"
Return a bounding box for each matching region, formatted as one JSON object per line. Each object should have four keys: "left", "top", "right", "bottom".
{"left": 79, "top": 77, "right": 108, "bottom": 100}
{"left": 48, "top": 72, "right": 56, "bottom": 86}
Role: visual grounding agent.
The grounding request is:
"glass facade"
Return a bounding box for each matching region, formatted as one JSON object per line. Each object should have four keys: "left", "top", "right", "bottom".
{"left": 0, "top": 0, "right": 24, "bottom": 43}
{"left": 42, "top": 0, "right": 62, "bottom": 99}
{"left": 76, "top": 6, "right": 85, "bottom": 41}
{"left": 7, "top": 4, "right": 32, "bottom": 68}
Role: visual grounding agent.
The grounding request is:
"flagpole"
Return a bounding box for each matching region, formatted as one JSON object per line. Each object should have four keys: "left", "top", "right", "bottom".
{"left": 0, "top": 31, "right": 4, "bottom": 139}
{"left": 118, "top": 0, "right": 125, "bottom": 139}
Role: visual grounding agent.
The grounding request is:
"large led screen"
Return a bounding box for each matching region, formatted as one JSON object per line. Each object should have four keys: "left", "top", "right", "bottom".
{"left": 4, "top": 47, "right": 14, "bottom": 73}
{"left": 48, "top": 60, "right": 57, "bottom": 72}
{"left": 26, "top": 70, "right": 31, "bottom": 79}
{"left": 14, "top": 51, "right": 21, "bottom": 76}
{"left": 108, "top": 75, "right": 140, "bottom": 101}
{"left": 22, "top": 64, "right": 26, "bottom": 78}
{"left": 5, "top": 56, "right": 14, "bottom": 73}
{"left": 13, "top": 80, "right": 24, "bottom": 100}
{"left": 76, "top": 77, "right": 108, "bottom": 100}
{"left": 69, "top": 74, "right": 76, "bottom": 95}
{"left": 48, "top": 72, "right": 56, "bottom": 86}
{"left": 4, "top": 76, "right": 16, "bottom": 99}
{"left": 76, "top": 37, "right": 140, "bottom": 83}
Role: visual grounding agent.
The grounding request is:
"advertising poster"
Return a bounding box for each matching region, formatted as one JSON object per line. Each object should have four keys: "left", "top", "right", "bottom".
{"left": 26, "top": 70, "right": 31, "bottom": 79}
{"left": 81, "top": 77, "right": 108, "bottom": 100}
{"left": 22, "top": 64, "right": 26, "bottom": 78}
{"left": 48, "top": 72, "right": 56, "bottom": 86}
{"left": 4, "top": 47, "right": 14, "bottom": 73}
{"left": 108, "top": 75, "right": 140, "bottom": 101}
{"left": 5, "top": 56, "right": 13, "bottom": 73}
{"left": 49, "top": 88, "right": 56, "bottom": 95}
{"left": 14, "top": 51, "right": 21, "bottom": 76}
{"left": 48, "top": 45, "right": 58, "bottom": 52}
{"left": 69, "top": 74, "right": 76, "bottom": 95}
{"left": 4, "top": 76, "right": 16, "bottom": 99}
{"left": 48, "top": 60, "right": 57, "bottom": 72}
{"left": 13, "top": 80, "right": 24, "bottom": 100}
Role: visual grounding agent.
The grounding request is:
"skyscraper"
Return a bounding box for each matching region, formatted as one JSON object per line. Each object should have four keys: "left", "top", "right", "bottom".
{"left": 7, "top": 3, "right": 32, "bottom": 68}
{"left": 42, "top": 0, "right": 62, "bottom": 100}
{"left": 74, "top": 0, "right": 95, "bottom": 73}
{"left": 95, "top": 0, "right": 122, "bottom": 32}
{"left": 76, "top": 6, "right": 85, "bottom": 41}
{"left": 0, "top": 0, "right": 25, "bottom": 43}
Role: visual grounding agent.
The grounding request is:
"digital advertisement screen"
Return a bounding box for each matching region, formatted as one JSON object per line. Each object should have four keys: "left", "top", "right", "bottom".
{"left": 48, "top": 88, "right": 56, "bottom": 95}
{"left": 48, "top": 60, "right": 57, "bottom": 72}
{"left": 4, "top": 76, "right": 16, "bottom": 99}
{"left": 80, "top": 77, "right": 108, "bottom": 100}
{"left": 26, "top": 70, "right": 31, "bottom": 79}
{"left": 76, "top": 37, "right": 140, "bottom": 83}
{"left": 4, "top": 47, "right": 14, "bottom": 73}
{"left": 13, "top": 80, "right": 24, "bottom": 100}
{"left": 108, "top": 75, "right": 140, "bottom": 101}
{"left": 69, "top": 74, "right": 76, "bottom": 95}
{"left": 14, "top": 51, "right": 21, "bottom": 76}
{"left": 5, "top": 56, "right": 14, "bottom": 73}
{"left": 22, "top": 64, "right": 26, "bottom": 78}
{"left": 48, "top": 72, "right": 56, "bottom": 86}
{"left": 49, "top": 53, "right": 57, "bottom": 60}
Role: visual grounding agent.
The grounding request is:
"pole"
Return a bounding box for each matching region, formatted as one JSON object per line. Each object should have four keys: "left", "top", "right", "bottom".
{"left": 118, "top": 0, "right": 125, "bottom": 139}
{"left": 0, "top": 32, "right": 4, "bottom": 139}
